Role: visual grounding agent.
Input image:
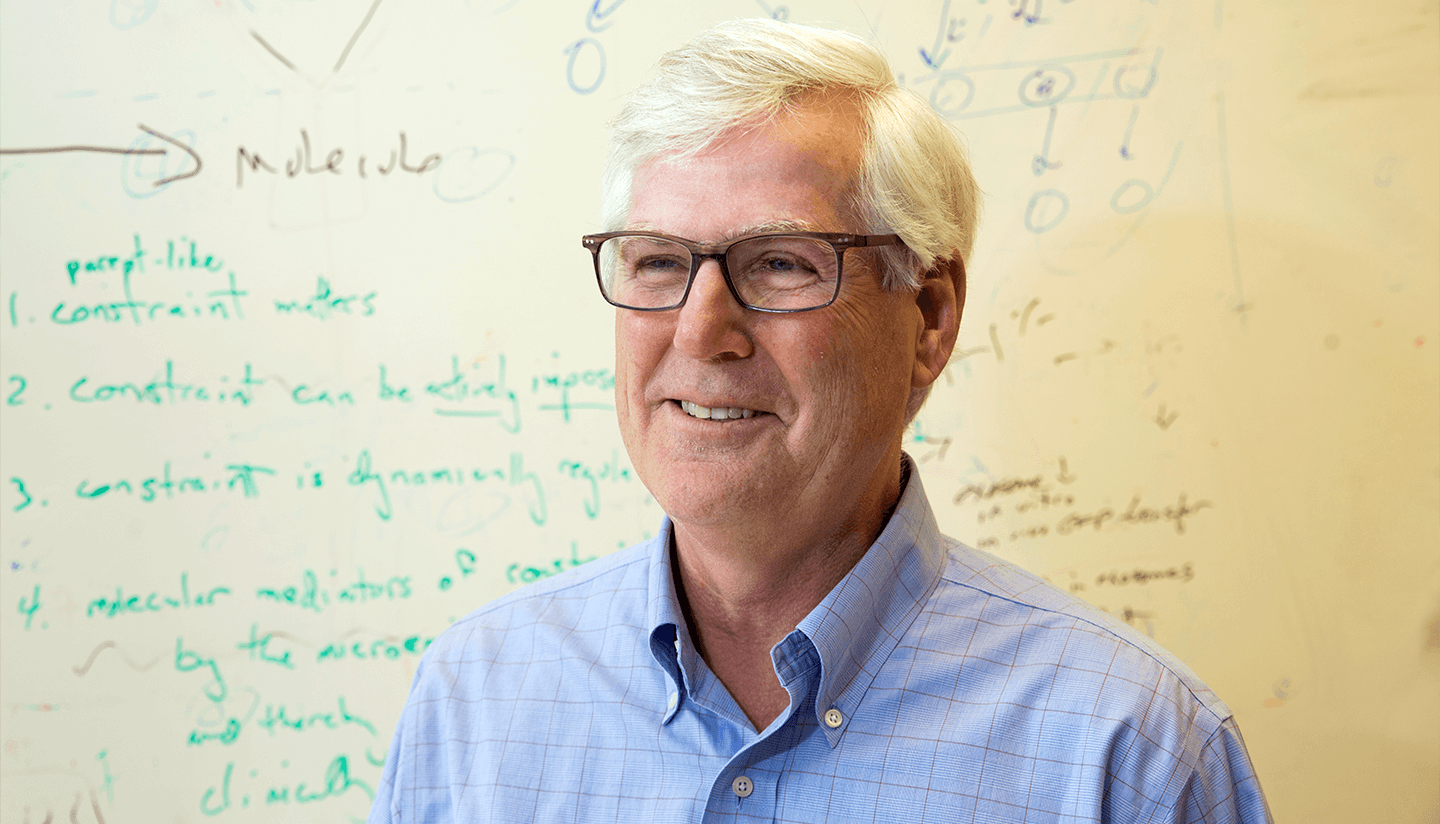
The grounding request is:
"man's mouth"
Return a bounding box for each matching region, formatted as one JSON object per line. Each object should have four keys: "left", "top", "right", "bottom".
{"left": 677, "top": 400, "right": 760, "bottom": 421}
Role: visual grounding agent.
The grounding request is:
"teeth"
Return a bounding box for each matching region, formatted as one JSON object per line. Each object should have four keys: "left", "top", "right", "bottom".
{"left": 680, "top": 400, "right": 757, "bottom": 421}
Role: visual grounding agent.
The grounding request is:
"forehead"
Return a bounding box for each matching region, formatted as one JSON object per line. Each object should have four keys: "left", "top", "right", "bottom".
{"left": 627, "top": 94, "right": 867, "bottom": 241}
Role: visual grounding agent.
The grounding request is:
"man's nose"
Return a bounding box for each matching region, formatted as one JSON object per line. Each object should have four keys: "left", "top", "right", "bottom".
{"left": 672, "top": 258, "right": 754, "bottom": 361}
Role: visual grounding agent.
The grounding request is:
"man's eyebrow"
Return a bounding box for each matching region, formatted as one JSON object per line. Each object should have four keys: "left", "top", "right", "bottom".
{"left": 732, "top": 219, "right": 823, "bottom": 238}
{"left": 625, "top": 219, "right": 826, "bottom": 242}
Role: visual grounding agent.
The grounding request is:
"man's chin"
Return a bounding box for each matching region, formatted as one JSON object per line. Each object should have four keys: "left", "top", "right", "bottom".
{"left": 649, "top": 463, "right": 787, "bottom": 529}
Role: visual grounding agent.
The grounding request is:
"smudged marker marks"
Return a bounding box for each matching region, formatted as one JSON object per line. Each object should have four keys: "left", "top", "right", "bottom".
{"left": 1374, "top": 154, "right": 1405, "bottom": 187}
{"left": 72, "top": 641, "right": 164, "bottom": 676}
{"left": 1263, "top": 677, "right": 1298, "bottom": 708}
{"left": 1215, "top": 89, "right": 1246, "bottom": 324}
{"left": 1154, "top": 404, "right": 1179, "bottom": 430}
{"left": 111, "top": 0, "right": 158, "bottom": 29}
{"left": 97, "top": 749, "right": 116, "bottom": 803}
{"left": 432, "top": 147, "right": 515, "bottom": 203}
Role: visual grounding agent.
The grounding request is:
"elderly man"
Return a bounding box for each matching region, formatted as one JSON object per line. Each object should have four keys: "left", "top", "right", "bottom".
{"left": 371, "top": 19, "right": 1271, "bottom": 823}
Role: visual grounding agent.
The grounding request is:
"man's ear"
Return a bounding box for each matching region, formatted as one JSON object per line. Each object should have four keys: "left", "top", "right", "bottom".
{"left": 911, "top": 255, "right": 966, "bottom": 391}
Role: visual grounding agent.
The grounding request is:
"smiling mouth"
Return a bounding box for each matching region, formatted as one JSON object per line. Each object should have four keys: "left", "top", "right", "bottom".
{"left": 677, "top": 400, "right": 762, "bottom": 421}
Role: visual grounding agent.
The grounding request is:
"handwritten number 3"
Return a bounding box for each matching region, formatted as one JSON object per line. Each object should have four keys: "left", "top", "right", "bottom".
{"left": 5, "top": 380, "right": 32, "bottom": 511}
{"left": 10, "top": 477, "right": 33, "bottom": 512}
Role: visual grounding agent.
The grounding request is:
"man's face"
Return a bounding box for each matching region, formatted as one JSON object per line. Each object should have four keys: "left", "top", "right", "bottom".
{"left": 614, "top": 96, "right": 929, "bottom": 542}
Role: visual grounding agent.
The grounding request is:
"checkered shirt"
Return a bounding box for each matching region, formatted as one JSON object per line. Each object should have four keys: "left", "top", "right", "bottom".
{"left": 370, "top": 462, "right": 1272, "bottom": 823}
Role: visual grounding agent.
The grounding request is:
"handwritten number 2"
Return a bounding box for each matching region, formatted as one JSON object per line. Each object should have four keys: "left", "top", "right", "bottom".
{"left": 6, "top": 375, "right": 25, "bottom": 405}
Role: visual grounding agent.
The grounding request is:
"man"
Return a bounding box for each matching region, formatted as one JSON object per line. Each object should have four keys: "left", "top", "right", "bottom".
{"left": 371, "top": 19, "right": 1271, "bottom": 823}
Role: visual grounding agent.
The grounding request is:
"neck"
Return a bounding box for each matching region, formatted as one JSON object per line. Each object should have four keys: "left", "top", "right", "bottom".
{"left": 670, "top": 455, "right": 907, "bottom": 730}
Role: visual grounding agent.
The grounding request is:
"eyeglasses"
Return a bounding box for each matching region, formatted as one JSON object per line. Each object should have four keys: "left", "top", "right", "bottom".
{"left": 581, "top": 230, "right": 906, "bottom": 313}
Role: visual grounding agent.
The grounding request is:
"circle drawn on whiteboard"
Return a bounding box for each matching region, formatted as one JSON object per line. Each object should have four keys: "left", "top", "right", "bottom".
{"left": 121, "top": 129, "right": 198, "bottom": 199}
{"left": 930, "top": 70, "right": 977, "bottom": 117}
{"left": 1113, "top": 59, "right": 1159, "bottom": 100}
{"left": 1025, "top": 189, "right": 1069, "bottom": 234}
{"left": 1018, "top": 67, "right": 1076, "bottom": 107}
{"left": 1110, "top": 179, "right": 1154, "bottom": 214}
{"left": 110, "top": 0, "right": 158, "bottom": 29}
{"left": 432, "top": 147, "right": 516, "bottom": 203}
{"left": 564, "top": 38, "right": 606, "bottom": 95}
{"left": 435, "top": 488, "right": 511, "bottom": 536}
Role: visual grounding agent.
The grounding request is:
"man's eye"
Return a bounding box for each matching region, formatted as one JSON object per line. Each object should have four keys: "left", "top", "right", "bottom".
{"left": 635, "top": 256, "right": 686, "bottom": 272}
{"left": 760, "top": 256, "right": 802, "bottom": 272}
{"left": 748, "top": 253, "right": 818, "bottom": 278}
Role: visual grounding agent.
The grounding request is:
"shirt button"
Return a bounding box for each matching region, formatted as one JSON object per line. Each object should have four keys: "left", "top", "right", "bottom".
{"left": 731, "top": 775, "right": 754, "bottom": 798}
{"left": 824, "top": 708, "right": 844, "bottom": 728}
{"left": 666, "top": 693, "right": 678, "bottom": 709}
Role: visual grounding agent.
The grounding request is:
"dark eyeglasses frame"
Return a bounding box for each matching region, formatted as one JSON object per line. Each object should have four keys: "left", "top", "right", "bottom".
{"left": 581, "top": 230, "right": 906, "bottom": 313}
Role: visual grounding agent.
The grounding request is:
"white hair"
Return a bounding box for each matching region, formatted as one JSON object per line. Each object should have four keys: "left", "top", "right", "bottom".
{"left": 600, "top": 18, "right": 981, "bottom": 292}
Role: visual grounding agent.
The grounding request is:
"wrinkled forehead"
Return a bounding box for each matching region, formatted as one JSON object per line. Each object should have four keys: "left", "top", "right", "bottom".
{"left": 675, "top": 87, "right": 868, "bottom": 181}
{"left": 627, "top": 93, "right": 871, "bottom": 237}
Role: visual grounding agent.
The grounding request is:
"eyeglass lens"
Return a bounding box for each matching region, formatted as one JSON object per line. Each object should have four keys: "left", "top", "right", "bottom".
{"left": 597, "top": 235, "right": 841, "bottom": 311}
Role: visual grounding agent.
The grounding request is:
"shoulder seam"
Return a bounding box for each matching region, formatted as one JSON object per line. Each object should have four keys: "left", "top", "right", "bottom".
{"left": 938, "top": 559, "right": 1229, "bottom": 727}
{"left": 461, "top": 545, "right": 654, "bottom": 621}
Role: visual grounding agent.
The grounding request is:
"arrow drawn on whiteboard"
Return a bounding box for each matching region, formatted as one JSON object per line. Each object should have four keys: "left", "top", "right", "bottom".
{"left": 0, "top": 124, "right": 202, "bottom": 187}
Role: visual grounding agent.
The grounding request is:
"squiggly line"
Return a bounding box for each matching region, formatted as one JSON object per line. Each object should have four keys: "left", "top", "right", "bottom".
{"left": 71, "top": 641, "right": 162, "bottom": 676}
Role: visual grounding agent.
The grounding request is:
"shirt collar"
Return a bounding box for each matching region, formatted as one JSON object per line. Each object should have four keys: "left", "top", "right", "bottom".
{"left": 795, "top": 455, "right": 946, "bottom": 746}
{"left": 643, "top": 454, "right": 947, "bottom": 738}
{"left": 645, "top": 517, "right": 688, "bottom": 724}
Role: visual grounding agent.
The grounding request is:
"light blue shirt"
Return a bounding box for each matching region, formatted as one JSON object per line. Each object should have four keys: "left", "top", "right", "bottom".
{"left": 370, "top": 461, "right": 1271, "bottom": 823}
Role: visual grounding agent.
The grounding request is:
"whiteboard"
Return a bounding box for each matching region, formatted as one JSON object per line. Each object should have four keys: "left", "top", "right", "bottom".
{"left": 1, "top": 1, "right": 1436, "bottom": 821}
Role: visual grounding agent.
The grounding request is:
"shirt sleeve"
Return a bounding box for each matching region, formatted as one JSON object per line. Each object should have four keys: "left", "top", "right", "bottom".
{"left": 1173, "top": 717, "right": 1273, "bottom": 824}
{"left": 366, "top": 671, "right": 410, "bottom": 824}
{"left": 367, "top": 655, "right": 448, "bottom": 824}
